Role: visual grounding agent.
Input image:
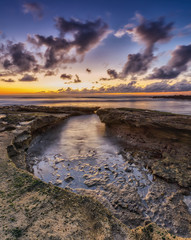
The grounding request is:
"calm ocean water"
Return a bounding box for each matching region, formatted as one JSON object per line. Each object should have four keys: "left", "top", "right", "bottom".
{"left": 0, "top": 96, "right": 191, "bottom": 115}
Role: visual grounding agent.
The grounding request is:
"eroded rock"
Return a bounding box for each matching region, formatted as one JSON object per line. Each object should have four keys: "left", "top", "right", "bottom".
{"left": 97, "top": 108, "right": 191, "bottom": 188}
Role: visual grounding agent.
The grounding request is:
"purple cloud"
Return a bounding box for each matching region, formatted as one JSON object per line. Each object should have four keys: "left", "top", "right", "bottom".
{"left": 23, "top": 2, "right": 43, "bottom": 20}
{"left": 28, "top": 17, "right": 111, "bottom": 68}
{"left": 19, "top": 74, "right": 37, "bottom": 81}
{"left": 113, "top": 15, "right": 174, "bottom": 78}
{"left": 60, "top": 73, "right": 72, "bottom": 80}
{"left": 147, "top": 44, "right": 191, "bottom": 79}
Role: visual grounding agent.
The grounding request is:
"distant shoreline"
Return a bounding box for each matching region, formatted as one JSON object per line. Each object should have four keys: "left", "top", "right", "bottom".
{"left": 153, "top": 95, "right": 191, "bottom": 100}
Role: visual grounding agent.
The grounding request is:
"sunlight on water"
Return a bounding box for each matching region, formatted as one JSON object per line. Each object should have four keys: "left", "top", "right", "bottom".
{"left": 27, "top": 114, "right": 191, "bottom": 233}
{"left": 1, "top": 97, "right": 191, "bottom": 115}
{"left": 27, "top": 114, "right": 153, "bottom": 190}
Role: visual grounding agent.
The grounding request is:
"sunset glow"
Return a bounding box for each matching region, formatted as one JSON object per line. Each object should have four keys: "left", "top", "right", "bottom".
{"left": 1, "top": 0, "right": 191, "bottom": 95}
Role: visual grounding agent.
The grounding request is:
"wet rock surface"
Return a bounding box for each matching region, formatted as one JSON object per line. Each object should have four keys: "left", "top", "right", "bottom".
{"left": 0, "top": 106, "right": 133, "bottom": 240}
{"left": 27, "top": 114, "right": 191, "bottom": 237}
{"left": 0, "top": 105, "right": 191, "bottom": 239}
{"left": 97, "top": 108, "right": 191, "bottom": 188}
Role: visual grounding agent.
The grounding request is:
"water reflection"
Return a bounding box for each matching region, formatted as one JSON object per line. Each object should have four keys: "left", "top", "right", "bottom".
{"left": 1, "top": 97, "right": 191, "bottom": 115}
{"left": 27, "top": 114, "right": 191, "bottom": 236}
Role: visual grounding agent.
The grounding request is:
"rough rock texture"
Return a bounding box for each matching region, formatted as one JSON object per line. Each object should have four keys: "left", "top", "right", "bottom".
{"left": 97, "top": 108, "right": 191, "bottom": 188}
{"left": 0, "top": 106, "right": 190, "bottom": 239}
{"left": 0, "top": 106, "right": 132, "bottom": 240}
{"left": 0, "top": 105, "right": 99, "bottom": 115}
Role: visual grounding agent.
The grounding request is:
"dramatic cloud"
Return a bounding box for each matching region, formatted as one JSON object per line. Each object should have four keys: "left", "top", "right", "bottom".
{"left": 28, "top": 35, "right": 74, "bottom": 68}
{"left": 23, "top": 2, "right": 43, "bottom": 19}
{"left": 44, "top": 70, "right": 57, "bottom": 77}
{"left": 120, "top": 52, "right": 154, "bottom": 77}
{"left": 60, "top": 73, "right": 72, "bottom": 80}
{"left": 114, "top": 15, "right": 174, "bottom": 78}
{"left": 3, "top": 59, "right": 12, "bottom": 68}
{"left": 108, "top": 79, "right": 191, "bottom": 92}
{"left": 103, "top": 80, "right": 140, "bottom": 92}
{"left": 74, "top": 74, "right": 81, "bottom": 83}
{"left": 61, "top": 74, "right": 81, "bottom": 84}
{"left": 56, "top": 17, "right": 110, "bottom": 54}
{"left": 147, "top": 44, "right": 191, "bottom": 79}
{"left": 1, "top": 78, "right": 15, "bottom": 83}
{"left": 99, "top": 69, "right": 119, "bottom": 81}
{"left": 86, "top": 68, "right": 91, "bottom": 73}
{"left": 19, "top": 74, "right": 37, "bottom": 82}
{"left": 57, "top": 79, "right": 191, "bottom": 94}
{"left": 107, "top": 69, "right": 118, "bottom": 79}
{"left": 2, "top": 42, "right": 37, "bottom": 72}
{"left": 28, "top": 17, "right": 110, "bottom": 68}
{"left": 127, "top": 14, "right": 174, "bottom": 52}
{"left": 144, "top": 79, "right": 191, "bottom": 92}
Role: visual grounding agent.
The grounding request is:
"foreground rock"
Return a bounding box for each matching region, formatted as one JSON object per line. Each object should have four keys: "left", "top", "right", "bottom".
{"left": 97, "top": 108, "right": 191, "bottom": 188}
{"left": 0, "top": 106, "right": 190, "bottom": 239}
{"left": 0, "top": 106, "right": 132, "bottom": 240}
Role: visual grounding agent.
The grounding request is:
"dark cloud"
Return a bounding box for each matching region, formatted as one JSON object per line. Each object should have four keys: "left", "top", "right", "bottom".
{"left": 103, "top": 81, "right": 141, "bottom": 93}
{"left": 115, "top": 15, "right": 174, "bottom": 78}
{"left": 99, "top": 77, "right": 109, "bottom": 81}
{"left": 120, "top": 52, "right": 154, "bottom": 77}
{"left": 147, "top": 44, "right": 191, "bottom": 79}
{"left": 128, "top": 15, "right": 174, "bottom": 52}
{"left": 74, "top": 74, "right": 81, "bottom": 83}
{"left": 19, "top": 74, "right": 37, "bottom": 82}
{"left": 147, "top": 66, "right": 179, "bottom": 79}
{"left": 23, "top": 2, "right": 43, "bottom": 20}
{"left": 28, "top": 17, "right": 110, "bottom": 68}
{"left": 2, "top": 42, "right": 37, "bottom": 73}
{"left": 56, "top": 17, "right": 110, "bottom": 54}
{"left": 0, "top": 17, "right": 110, "bottom": 75}
{"left": 109, "top": 79, "right": 191, "bottom": 93}
{"left": 60, "top": 73, "right": 72, "bottom": 80}
{"left": 144, "top": 79, "right": 191, "bottom": 92}
{"left": 1, "top": 78, "right": 15, "bottom": 83}
{"left": 107, "top": 69, "right": 118, "bottom": 79}
{"left": 57, "top": 79, "right": 191, "bottom": 94}
{"left": 99, "top": 69, "right": 119, "bottom": 81}
{"left": 3, "top": 59, "right": 12, "bottom": 68}
{"left": 86, "top": 68, "right": 91, "bottom": 73}
{"left": 28, "top": 35, "right": 74, "bottom": 68}
{"left": 44, "top": 70, "right": 56, "bottom": 76}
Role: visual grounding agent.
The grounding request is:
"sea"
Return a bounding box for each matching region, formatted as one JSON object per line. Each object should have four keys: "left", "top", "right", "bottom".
{"left": 0, "top": 95, "right": 191, "bottom": 115}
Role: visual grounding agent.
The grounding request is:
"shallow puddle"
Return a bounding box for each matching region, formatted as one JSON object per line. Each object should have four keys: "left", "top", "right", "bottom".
{"left": 0, "top": 114, "right": 6, "bottom": 119}
{"left": 27, "top": 114, "right": 191, "bottom": 237}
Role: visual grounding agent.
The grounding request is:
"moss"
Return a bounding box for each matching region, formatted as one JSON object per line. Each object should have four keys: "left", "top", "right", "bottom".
{"left": 24, "top": 178, "right": 45, "bottom": 192}
{"left": 0, "top": 190, "right": 5, "bottom": 198}
{"left": 9, "top": 216, "right": 16, "bottom": 222}
{"left": 146, "top": 224, "right": 154, "bottom": 233}
{"left": 10, "top": 227, "right": 23, "bottom": 238}
{"left": 13, "top": 176, "right": 26, "bottom": 188}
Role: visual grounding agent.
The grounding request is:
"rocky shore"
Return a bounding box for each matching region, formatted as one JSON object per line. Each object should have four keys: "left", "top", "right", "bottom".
{"left": 152, "top": 95, "right": 191, "bottom": 100}
{"left": 0, "top": 105, "right": 190, "bottom": 239}
{"left": 97, "top": 108, "right": 191, "bottom": 188}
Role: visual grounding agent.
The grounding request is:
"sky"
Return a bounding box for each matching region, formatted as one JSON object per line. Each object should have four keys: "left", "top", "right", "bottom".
{"left": 1, "top": 0, "right": 191, "bottom": 94}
